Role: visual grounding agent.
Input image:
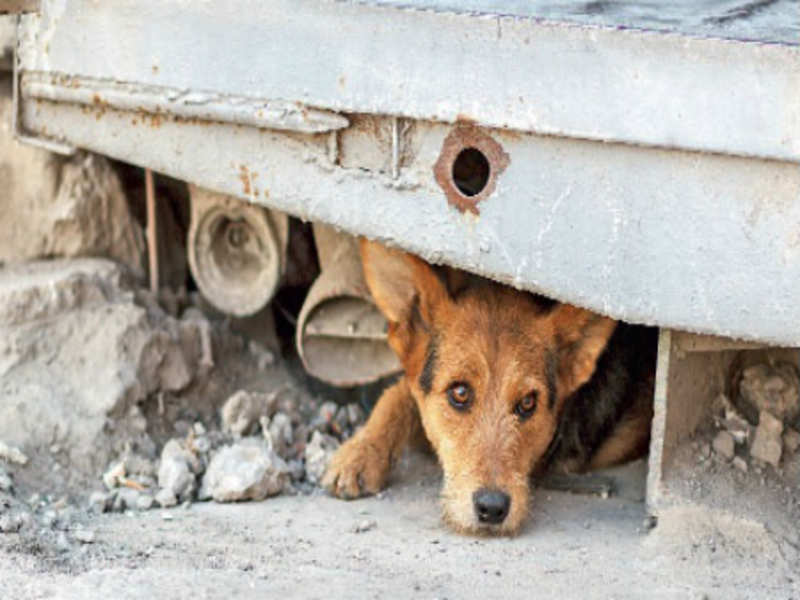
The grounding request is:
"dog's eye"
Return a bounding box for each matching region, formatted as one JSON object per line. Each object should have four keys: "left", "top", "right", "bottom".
{"left": 515, "top": 391, "right": 538, "bottom": 420}
{"left": 446, "top": 382, "right": 473, "bottom": 410}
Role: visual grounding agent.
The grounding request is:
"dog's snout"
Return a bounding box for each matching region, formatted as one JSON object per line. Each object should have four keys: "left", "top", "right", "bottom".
{"left": 473, "top": 488, "right": 511, "bottom": 524}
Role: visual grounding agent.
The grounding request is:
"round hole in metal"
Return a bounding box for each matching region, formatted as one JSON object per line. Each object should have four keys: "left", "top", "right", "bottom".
{"left": 451, "top": 147, "right": 490, "bottom": 197}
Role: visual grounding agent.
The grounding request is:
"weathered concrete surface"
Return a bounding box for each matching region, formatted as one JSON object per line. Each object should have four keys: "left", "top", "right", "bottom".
{"left": 0, "top": 91, "right": 145, "bottom": 277}
{"left": 0, "top": 258, "right": 203, "bottom": 488}
{"left": 0, "top": 454, "right": 795, "bottom": 600}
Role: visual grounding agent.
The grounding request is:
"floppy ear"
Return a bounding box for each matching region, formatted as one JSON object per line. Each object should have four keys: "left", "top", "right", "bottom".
{"left": 549, "top": 304, "right": 617, "bottom": 400}
{"left": 359, "top": 238, "right": 450, "bottom": 329}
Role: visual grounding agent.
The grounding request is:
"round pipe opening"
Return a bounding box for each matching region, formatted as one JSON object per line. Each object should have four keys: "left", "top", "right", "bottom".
{"left": 451, "top": 147, "right": 490, "bottom": 197}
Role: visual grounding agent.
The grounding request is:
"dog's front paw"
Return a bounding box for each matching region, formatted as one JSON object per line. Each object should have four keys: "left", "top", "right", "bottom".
{"left": 322, "top": 435, "right": 391, "bottom": 499}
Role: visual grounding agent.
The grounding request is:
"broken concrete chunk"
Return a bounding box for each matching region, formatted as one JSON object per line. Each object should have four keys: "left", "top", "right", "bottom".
{"left": 200, "top": 438, "right": 288, "bottom": 503}
{"left": 221, "top": 390, "right": 280, "bottom": 437}
{"left": 155, "top": 488, "right": 178, "bottom": 508}
{"left": 0, "top": 441, "right": 29, "bottom": 466}
{"left": 712, "top": 431, "right": 735, "bottom": 461}
{"left": 304, "top": 431, "right": 340, "bottom": 485}
{"left": 732, "top": 456, "right": 748, "bottom": 472}
{"left": 268, "top": 412, "right": 294, "bottom": 457}
{"left": 783, "top": 428, "right": 800, "bottom": 454}
{"left": 157, "top": 439, "right": 198, "bottom": 502}
{"left": 0, "top": 468, "right": 11, "bottom": 493}
{"left": 738, "top": 363, "right": 800, "bottom": 424}
{"left": 750, "top": 410, "right": 784, "bottom": 468}
{"left": 102, "top": 461, "right": 126, "bottom": 491}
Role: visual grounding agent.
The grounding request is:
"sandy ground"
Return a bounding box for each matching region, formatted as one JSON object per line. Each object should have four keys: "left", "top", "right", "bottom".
{"left": 1, "top": 452, "right": 797, "bottom": 600}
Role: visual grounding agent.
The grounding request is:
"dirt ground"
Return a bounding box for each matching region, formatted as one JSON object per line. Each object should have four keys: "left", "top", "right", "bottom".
{"left": 0, "top": 451, "right": 797, "bottom": 600}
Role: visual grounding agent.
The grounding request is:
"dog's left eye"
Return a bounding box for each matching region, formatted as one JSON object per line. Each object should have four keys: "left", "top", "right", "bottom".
{"left": 515, "top": 391, "right": 538, "bottom": 419}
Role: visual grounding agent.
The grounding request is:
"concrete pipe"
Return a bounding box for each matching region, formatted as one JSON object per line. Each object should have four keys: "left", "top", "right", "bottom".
{"left": 187, "top": 185, "right": 288, "bottom": 317}
{"left": 296, "top": 224, "right": 400, "bottom": 387}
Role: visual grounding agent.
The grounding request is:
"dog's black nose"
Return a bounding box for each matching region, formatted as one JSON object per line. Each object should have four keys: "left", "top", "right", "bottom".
{"left": 473, "top": 488, "right": 511, "bottom": 524}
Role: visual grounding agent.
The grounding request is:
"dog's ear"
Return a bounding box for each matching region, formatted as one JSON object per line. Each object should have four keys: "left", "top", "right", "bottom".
{"left": 549, "top": 304, "right": 617, "bottom": 400}
{"left": 360, "top": 238, "right": 450, "bottom": 330}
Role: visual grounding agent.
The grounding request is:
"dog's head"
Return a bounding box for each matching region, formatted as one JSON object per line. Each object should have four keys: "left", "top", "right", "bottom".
{"left": 361, "top": 240, "right": 616, "bottom": 535}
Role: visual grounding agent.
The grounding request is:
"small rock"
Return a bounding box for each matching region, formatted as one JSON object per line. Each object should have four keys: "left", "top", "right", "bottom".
{"left": 157, "top": 440, "right": 197, "bottom": 501}
{"left": 332, "top": 407, "right": 350, "bottom": 437}
{"left": 346, "top": 403, "right": 365, "bottom": 427}
{"left": 193, "top": 422, "right": 207, "bottom": 436}
{"left": 733, "top": 456, "right": 749, "bottom": 472}
{"left": 0, "top": 468, "right": 12, "bottom": 493}
{"left": 750, "top": 410, "right": 783, "bottom": 468}
{"left": 287, "top": 459, "right": 305, "bottom": 482}
{"left": 304, "top": 431, "right": 340, "bottom": 485}
{"left": 249, "top": 340, "right": 275, "bottom": 370}
{"left": 0, "top": 513, "right": 24, "bottom": 533}
{"left": 0, "top": 441, "right": 28, "bottom": 466}
{"left": 712, "top": 431, "right": 735, "bottom": 461}
{"left": 353, "top": 519, "right": 377, "bottom": 533}
{"left": 136, "top": 495, "right": 155, "bottom": 511}
{"left": 88, "top": 491, "right": 111, "bottom": 513}
{"left": 102, "top": 461, "right": 126, "bottom": 490}
{"left": 73, "top": 528, "right": 96, "bottom": 544}
{"left": 201, "top": 438, "right": 289, "bottom": 503}
{"left": 697, "top": 443, "right": 711, "bottom": 460}
{"left": 738, "top": 363, "right": 799, "bottom": 424}
{"left": 268, "top": 412, "right": 294, "bottom": 456}
{"left": 221, "top": 390, "right": 279, "bottom": 436}
{"left": 113, "top": 488, "right": 141, "bottom": 512}
{"left": 155, "top": 488, "right": 178, "bottom": 508}
{"left": 783, "top": 428, "right": 800, "bottom": 454}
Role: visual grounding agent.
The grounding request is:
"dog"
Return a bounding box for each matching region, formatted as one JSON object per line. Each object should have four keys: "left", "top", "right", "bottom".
{"left": 322, "top": 239, "right": 657, "bottom": 535}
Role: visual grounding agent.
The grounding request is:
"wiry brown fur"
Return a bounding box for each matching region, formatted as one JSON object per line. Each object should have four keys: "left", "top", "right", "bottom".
{"left": 322, "top": 240, "right": 656, "bottom": 535}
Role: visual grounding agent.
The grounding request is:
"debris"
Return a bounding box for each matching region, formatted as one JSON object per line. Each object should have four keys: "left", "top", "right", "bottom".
{"left": 353, "top": 519, "right": 377, "bottom": 533}
{"left": 157, "top": 439, "right": 199, "bottom": 503}
{"left": 737, "top": 362, "right": 800, "bottom": 424}
{"left": 712, "top": 431, "right": 735, "bottom": 461}
{"left": 102, "top": 461, "right": 126, "bottom": 491}
{"left": 783, "top": 428, "right": 800, "bottom": 454}
{"left": 0, "top": 513, "right": 25, "bottom": 533}
{"left": 0, "top": 467, "right": 12, "bottom": 493}
{"left": 136, "top": 495, "right": 155, "bottom": 511}
{"left": 220, "top": 390, "right": 280, "bottom": 437}
{"left": 267, "top": 412, "right": 294, "bottom": 457}
{"left": 0, "top": 441, "right": 29, "bottom": 466}
{"left": 750, "top": 410, "right": 783, "bottom": 468}
{"left": 346, "top": 403, "right": 366, "bottom": 428}
{"left": 200, "top": 438, "right": 288, "bottom": 503}
{"left": 304, "top": 431, "right": 340, "bottom": 485}
{"left": 249, "top": 340, "right": 275, "bottom": 371}
{"left": 155, "top": 488, "right": 178, "bottom": 508}
{"left": 732, "top": 456, "right": 749, "bottom": 472}
{"left": 88, "top": 491, "right": 111, "bottom": 513}
{"left": 73, "top": 528, "right": 96, "bottom": 544}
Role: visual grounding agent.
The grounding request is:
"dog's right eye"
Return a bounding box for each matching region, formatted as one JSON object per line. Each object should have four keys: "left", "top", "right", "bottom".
{"left": 446, "top": 382, "right": 473, "bottom": 411}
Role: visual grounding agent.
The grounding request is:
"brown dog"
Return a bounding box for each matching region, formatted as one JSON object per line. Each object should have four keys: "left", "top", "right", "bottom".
{"left": 322, "top": 240, "right": 656, "bottom": 535}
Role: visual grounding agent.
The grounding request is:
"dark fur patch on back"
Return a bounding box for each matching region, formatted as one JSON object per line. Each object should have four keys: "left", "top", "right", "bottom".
{"left": 419, "top": 336, "right": 438, "bottom": 394}
{"left": 546, "top": 324, "right": 657, "bottom": 469}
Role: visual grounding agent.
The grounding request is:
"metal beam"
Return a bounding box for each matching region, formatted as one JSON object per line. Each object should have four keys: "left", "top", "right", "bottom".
{"left": 19, "top": 98, "right": 800, "bottom": 346}
{"left": 17, "top": 0, "right": 800, "bottom": 161}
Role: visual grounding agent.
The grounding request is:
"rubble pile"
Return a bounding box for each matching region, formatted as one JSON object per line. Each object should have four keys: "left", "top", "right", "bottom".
{"left": 94, "top": 390, "right": 365, "bottom": 512}
{"left": 703, "top": 361, "right": 800, "bottom": 477}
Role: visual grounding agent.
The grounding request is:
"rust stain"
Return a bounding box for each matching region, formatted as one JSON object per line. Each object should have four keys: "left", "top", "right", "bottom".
{"left": 150, "top": 114, "right": 163, "bottom": 128}
{"left": 433, "top": 125, "right": 510, "bottom": 215}
{"left": 239, "top": 165, "right": 251, "bottom": 195}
